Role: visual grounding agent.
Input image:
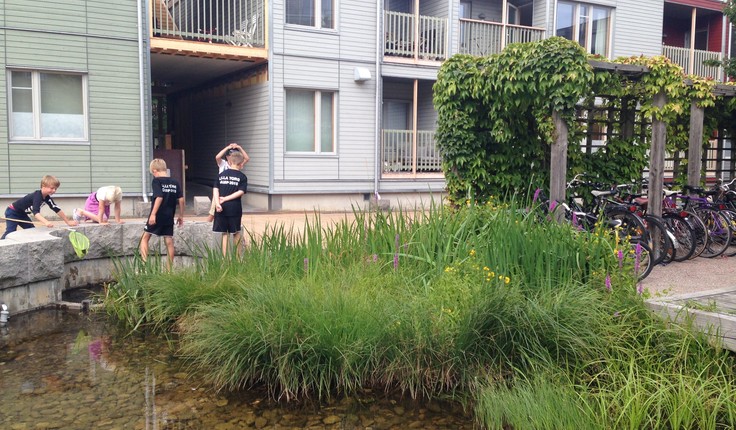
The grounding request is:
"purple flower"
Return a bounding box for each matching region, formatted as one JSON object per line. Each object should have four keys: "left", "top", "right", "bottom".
{"left": 304, "top": 258, "right": 309, "bottom": 273}
{"left": 395, "top": 234, "right": 400, "bottom": 253}
{"left": 605, "top": 274, "right": 612, "bottom": 292}
{"left": 393, "top": 253, "right": 399, "bottom": 270}
{"left": 549, "top": 200, "right": 557, "bottom": 212}
{"left": 637, "top": 283, "right": 643, "bottom": 295}
{"left": 533, "top": 188, "right": 541, "bottom": 204}
{"left": 372, "top": 254, "right": 378, "bottom": 262}
{"left": 571, "top": 211, "right": 579, "bottom": 228}
{"left": 617, "top": 249, "right": 624, "bottom": 269}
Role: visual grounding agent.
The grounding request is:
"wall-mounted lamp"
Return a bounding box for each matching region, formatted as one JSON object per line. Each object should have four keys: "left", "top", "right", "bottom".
{"left": 478, "top": 13, "right": 486, "bottom": 20}
{"left": 354, "top": 67, "right": 372, "bottom": 82}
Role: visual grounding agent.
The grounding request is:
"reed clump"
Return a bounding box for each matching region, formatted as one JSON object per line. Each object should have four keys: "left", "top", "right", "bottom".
{"left": 104, "top": 199, "right": 736, "bottom": 428}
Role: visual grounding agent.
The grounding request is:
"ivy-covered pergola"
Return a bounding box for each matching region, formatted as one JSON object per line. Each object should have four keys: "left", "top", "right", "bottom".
{"left": 433, "top": 37, "right": 736, "bottom": 216}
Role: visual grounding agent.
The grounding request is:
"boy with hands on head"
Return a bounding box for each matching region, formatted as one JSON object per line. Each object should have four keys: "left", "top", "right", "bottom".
{"left": 213, "top": 151, "right": 248, "bottom": 255}
{"left": 208, "top": 143, "right": 249, "bottom": 222}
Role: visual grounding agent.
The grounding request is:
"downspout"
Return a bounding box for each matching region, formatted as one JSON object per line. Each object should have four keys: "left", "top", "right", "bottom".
{"left": 545, "top": 0, "right": 551, "bottom": 36}
{"left": 689, "top": 8, "right": 696, "bottom": 75}
{"left": 138, "top": 0, "right": 149, "bottom": 203}
{"left": 374, "top": 0, "right": 382, "bottom": 202}
{"left": 268, "top": 3, "right": 275, "bottom": 203}
{"left": 722, "top": 14, "right": 728, "bottom": 82}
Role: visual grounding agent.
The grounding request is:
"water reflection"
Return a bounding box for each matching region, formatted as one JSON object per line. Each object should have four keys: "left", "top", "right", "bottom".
{"left": 0, "top": 309, "right": 473, "bottom": 429}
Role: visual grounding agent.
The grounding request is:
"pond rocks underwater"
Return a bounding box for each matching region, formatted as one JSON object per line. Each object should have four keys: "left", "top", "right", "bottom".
{"left": 0, "top": 309, "right": 474, "bottom": 429}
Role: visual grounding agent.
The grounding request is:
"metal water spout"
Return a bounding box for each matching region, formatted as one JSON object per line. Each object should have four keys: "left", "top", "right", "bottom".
{"left": 0, "top": 303, "right": 9, "bottom": 325}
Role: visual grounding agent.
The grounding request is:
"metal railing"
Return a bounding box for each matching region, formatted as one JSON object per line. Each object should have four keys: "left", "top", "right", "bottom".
{"left": 382, "top": 130, "right": 442, "bottom": 174}
{"left": 662, "top": 45, "right": 722, "bottom": 80}
{"left": 458, "top": 19, "right": 545, "bottom": 56}
{"left": 151, "top": 0, "right": 265, "bottom": 47}
{"left": 384, "top": 11, "right": 448, "bottom": 60}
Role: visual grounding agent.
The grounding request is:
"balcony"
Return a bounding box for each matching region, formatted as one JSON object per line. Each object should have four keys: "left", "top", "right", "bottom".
{"left": 384, "top": 11, "right": 448, "bottom": 61}
{"left": 382, "top": 130, "right": 442, "bottom": 175}
{"left": 662, "top": 45, "right": 723, "bottom": 81}
{"left": 150, "top": 0, "right": 266, "bottom": 58}
{"left": 458, "top": 18, "right": 545, "bottom": 56}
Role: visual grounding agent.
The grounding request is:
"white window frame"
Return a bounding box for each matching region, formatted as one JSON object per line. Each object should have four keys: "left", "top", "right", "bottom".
{"left": 285, "top": 0, "right": 336, "bottom": 30}
{"left": 555, "top": 1, "right": 612, "bottom": 58}
{"left": 285, "top": 89, "right": 336, "bottom": 154}
{"left": 7, "top": 69, "right": 89, "bottom": 144}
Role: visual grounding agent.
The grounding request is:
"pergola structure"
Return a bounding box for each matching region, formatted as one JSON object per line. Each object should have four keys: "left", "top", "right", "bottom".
{"left": 549, "top": 60, "right": 736, "bottom": 218}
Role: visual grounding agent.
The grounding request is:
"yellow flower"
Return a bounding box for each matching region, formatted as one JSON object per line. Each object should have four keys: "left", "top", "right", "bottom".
{"left": 504, "top": 277, "right": 510, "bottom": 284}
{"left": 469, "top": 249, "right": 476, "bottom": 256}
{"left": 483, "top": 266, "right": 490, "bottom": 272}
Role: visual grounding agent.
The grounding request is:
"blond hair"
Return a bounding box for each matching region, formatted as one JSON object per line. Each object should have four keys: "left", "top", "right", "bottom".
{"left": 41, "top": 175, "right": 60, "bottom": 188}
{"left": 149, "top": 158, "right": 167, "bottom": 173}
{"left": 98, "top": 186, "right": 123, "bottom": 203}
{"left": 229, "top": 151, "right": 244, "bottom": 165}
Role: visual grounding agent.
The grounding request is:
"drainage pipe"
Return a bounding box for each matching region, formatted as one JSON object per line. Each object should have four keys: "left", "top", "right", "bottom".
{"left": 0, "top": 303, "right": 8, "bottom": 325}
{"left": 137, "top": 0, "right": 149, "bottom": 203}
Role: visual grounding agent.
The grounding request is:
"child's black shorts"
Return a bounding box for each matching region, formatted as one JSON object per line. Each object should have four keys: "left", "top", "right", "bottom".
{"left": 144, "top": 222, "right": 174, "bottom": 237}
{"left": 213, "top": 215, "right": 241, "bottom": 233}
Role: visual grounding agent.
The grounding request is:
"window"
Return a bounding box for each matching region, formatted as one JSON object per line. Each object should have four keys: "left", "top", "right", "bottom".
{"left": 9, "top": 70, "right": 87, "bottom": 141}
{"left": 286, "top": 89, "right": 335, "bottom": 153}
{"left": 556, "top": 1, "right": 611, "bottom": 57}
{"left": 286, "top": 0, "right": 334, "bottom": 29}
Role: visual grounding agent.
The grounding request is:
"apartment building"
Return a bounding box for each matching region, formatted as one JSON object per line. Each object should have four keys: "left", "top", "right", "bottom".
{"left": 0, "top": 0, "right": 731, "bottom": 212}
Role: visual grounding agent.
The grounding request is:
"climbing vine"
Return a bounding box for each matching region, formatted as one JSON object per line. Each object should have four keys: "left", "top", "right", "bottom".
{"left": 434, "top": 37, "right": 593, "bottom": 204}
{"left": 434, "top": 37, "right": 736, "bottom": 206}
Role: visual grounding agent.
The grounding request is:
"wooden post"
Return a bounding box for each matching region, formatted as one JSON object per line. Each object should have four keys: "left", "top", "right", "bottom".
{"left": 648, "top": 91, "right": 667, "bottom": 217}
{"left": 621, "top": 97, "right": 635, "bottom": 141}
{"left": 687, "top": 100, "right": 704, "bottom": 188}
{"left": 550, "top": 110, "right": 568, "bottom": 217}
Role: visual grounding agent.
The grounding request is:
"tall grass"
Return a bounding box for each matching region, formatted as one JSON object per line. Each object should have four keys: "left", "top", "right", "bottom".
{"left": 103, "top": 199, "right": 736, "bottom": 428}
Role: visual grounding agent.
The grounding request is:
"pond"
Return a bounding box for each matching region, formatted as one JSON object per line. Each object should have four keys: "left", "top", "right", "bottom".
{"left": 0, "top": 307, "right": 474, "bottom": 429}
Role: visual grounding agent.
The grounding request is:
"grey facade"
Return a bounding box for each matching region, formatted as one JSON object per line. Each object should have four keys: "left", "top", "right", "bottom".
{"left": 2, "top": 0, "right": 726, "bottom": 213}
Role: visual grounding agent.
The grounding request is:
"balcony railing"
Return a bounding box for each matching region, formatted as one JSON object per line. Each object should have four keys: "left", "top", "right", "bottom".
{"left": 152, "top": 0, "right": 265, "bottom": 47}
{"left": 458, "top": 19, "right": 545, "bottom": 56}
{"left": 384, "top": 11, "right": 448, "bottom": 60}
{"left": 662, "top": 45, "right": 722, "bottom": 80}
{"left": 382, "top": 130, "right": 442, "bottom": 174}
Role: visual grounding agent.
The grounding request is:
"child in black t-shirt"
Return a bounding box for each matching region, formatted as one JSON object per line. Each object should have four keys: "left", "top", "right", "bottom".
{"left": 1, "top": 175, "right": 78, "bottom": 240}
{"left": 139, "top": 159, "right": 185, "bottom": 269}
{"left": 213, "top": 151, "right": 248, "bottom": 255}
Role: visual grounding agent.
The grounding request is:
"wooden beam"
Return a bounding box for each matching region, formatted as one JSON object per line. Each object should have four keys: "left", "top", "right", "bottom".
{"left": 648, "top": 91, "right": 667, "bottom": 217}
{"left": 687, "top": 100, "right": 705, "bottom": 188}
{"left": 550, "top": 110, "right": 568, "bottom": 218}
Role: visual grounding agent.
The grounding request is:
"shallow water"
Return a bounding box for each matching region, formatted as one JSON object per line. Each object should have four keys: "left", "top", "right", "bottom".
{"left": 0, "top": 309, "right": 474, "bottom": 429}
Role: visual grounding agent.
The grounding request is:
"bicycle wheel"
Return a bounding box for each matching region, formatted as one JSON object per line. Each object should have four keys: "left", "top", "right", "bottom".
{"left": 719, "top": 209, "right": 736, "bottom": 257}
{"left": 643, "top": 214, "right": 675, "bottom": 265}
{"left": 682, "top": 211, "right": 708, "bottom": 259}
{"left": 606, "top": 208, "right": 648, "bottom": 244}
{"left": 662, "top": 212, "right": 696, "bottom": 262}
{"left": 696, "top": 208, "right": 732, "bottom": 258}
{"left": 621, "top": 241, "right": 652, "bottom": 281}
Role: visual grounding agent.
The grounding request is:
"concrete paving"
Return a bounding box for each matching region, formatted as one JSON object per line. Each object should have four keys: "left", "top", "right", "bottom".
{"left": 641, "top": 256, "right": 736, "bottom": 297}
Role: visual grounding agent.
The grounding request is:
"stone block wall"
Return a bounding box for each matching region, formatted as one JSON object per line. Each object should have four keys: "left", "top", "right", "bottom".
{"left": 0, "top": 222, "right": 220, "bottom": 315}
